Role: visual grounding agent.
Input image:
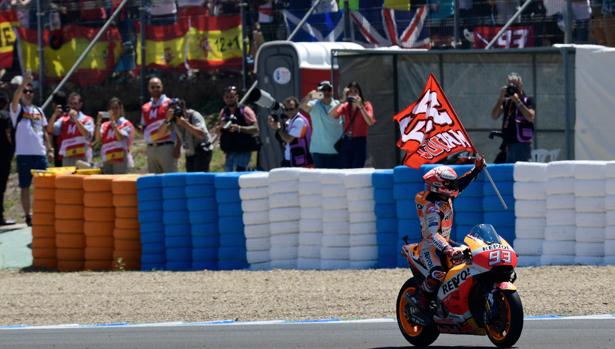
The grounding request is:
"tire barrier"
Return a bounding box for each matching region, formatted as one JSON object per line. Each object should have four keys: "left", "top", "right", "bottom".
{"left": 54, "top": 175, "right": 87, "bottom": 272}
{"left": 393, "top": 166, "right": 423, "bottom": 267}
{"left": 346, "top": 169, "right": 378, "bottom": 269}
{"left": 137, "top": 175, "right": 165, "bottom": 271}
{"left": 83, "top": 175, "right": 115, "bottom": 271}
{"left": 373, "top": 170, "right": 397, "bottom": 268}
{"left": 186, "top": 172, "right": 219, "bottom": 271}
{"left": 320, "top": 169, "right": 351, "bottom": 270}
{"left": 112, "top": 175, "right": 141, "bottom": 271}
{"left": 215, "top": 173, "right": 247, "bottom": 270}
{"left": 513, "top": 163, "right": 546, "bottom": 266}
{"left": 240, "top": 172, "right": 270, "bottom": 270}
{"left": 161, "top": 173, "right": 192, "bottom": 271}
{"left": 31, "top": 175, "right": 56, "bottom": 270}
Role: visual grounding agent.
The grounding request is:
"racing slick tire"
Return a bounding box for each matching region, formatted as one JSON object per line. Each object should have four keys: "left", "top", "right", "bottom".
{"left": 396, "top": 277, "right": 440, "bottom": 347}
{"left": 485, "top": 290, "right": 524, "bottom": 348}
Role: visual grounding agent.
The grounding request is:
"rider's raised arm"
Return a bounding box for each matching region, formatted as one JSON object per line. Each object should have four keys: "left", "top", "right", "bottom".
{"left": 456, "top": 156, "right": 486, "bottom": 193}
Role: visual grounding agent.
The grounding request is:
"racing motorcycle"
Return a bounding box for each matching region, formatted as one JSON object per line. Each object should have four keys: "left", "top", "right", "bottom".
{"left": 396, "top": 224, "right": 523, "bottom": 348}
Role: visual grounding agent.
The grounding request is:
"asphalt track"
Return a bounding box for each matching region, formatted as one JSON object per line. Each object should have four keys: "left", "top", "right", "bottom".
{"left": 1, "top": 317, "right": 614, "bottom": 349}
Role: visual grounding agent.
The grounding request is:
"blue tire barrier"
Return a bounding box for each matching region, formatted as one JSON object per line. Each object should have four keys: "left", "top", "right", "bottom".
{"left": 393, "top": 166, "right": 424, "bottom": 183}
{"left": 192, "top": 261, "right": 218, "bottom": 270}
{"left": 163, "top": 198, "right": 188, "bottom": 212}
{"left": 482, "top": 195, "right": 515, "bottom": 212}
{"left": 218, "top": 202, "right": 243, "bottom": 217}
{"left": 192, "top": 247, "right": 218, "bottom": 260}
{"left": 372, "top": 170, "right": 394, "bottom": 188}
{"left": 163, "top": 210, "right": 190, "bottom": 225}
{"left": 166, "top": 262, "right": 193, "bottom": 271}
{"left": 140, "top": 232, "right": 165, "bottom": 244}
{"left": 214, "top": 173, "right": 242, "bottom": 189}
{"left": 138, "top": 200, "right": 163, "bottom": 212}
{"left": 377, "top": 231, "right": 398, "bottom": 243}
{"left": 454, "top": 225, "right": 475, "bottom": 242}
{"left": 483, "top": 181, "right": 514, "bottom": 196}
{"left": 455, "top": 212, "right": 484, "bottom": 226}
{"left": 139, "top": 210, "right": 163, "bottom": 224}
{"left": 373, "top": 188, "right": 395, "bottom": 203}
{"left": 165, "top": 236, "right": 192, "bottom": 248}
{"left": 393, "top": 184, "right": 423, "bottom": 201}
{"left": 138, "top": 188, "right": 163, "bottom": 202}
{"left": 164, "top": 224, "right": 191, "bottom": 237}
{"left": 396, "top": 200, "right": 418, "bottom": 220}
{"left": 215, "top": 189, "right": 241, "bottom": 204}
{"left": 484, "top": 211, "right": 516, "bottom": 226}
{"left": 192, "top": 235, "right": 219, "bottom": 248}
{"left": 137, "top": 175, "right": 162, "bottom": 190}
{"left": 219, "top": 232, "right": 246, "bottom": 247}
{"left": 484, "top": 164, "right": 514, "bottom": 181}
{"left": 496, "top": 226, "right": 515, "bottom": 243}
{"left": 454, "top": 197, "right": 483, "bottom": 212}
{"left": 141, "top": 254, "right": 165, "bottom": 264}
{"left": 376, "top": 218, "right": 398, "bottom": 233}
{"left": 218, "top": 217, "right": 244, "bottom": 234}
{"left": 458, "top": 181, "right": 483, "bottom": 197}
{"left": 140, "top": 222, "right": 164, "bottom": 234}
{"left": 419, "top": 164, "right": 440, "bottom": 174}
{"left": 142, "top": 243, "right": 166, "bottom": 255}
{"left": 166, "top": 247, "right": 192, "bottom": 262}
{"left": 397, "top": 219, "right": 421, "bottom": 241}
{"left": 162, "top": 186, "right": 187, "bottom": 200}
{"left": 189, "top": 211, "right": 218, "bottom": 225}
{"left": 185, "top": 185, "right": 216, "bottom": 199}
{"left": 185, "top": 172, "right": 216, "bottom": 185}
{"left": 397, "top": 240, "right": 410, "bottom": 267}
{"left": 375, "top": 204, "right": 397, "bottom": 218}
{"left": 218, "top": 246, "right": 247, "bottom": 260}
{"left": 218, "top": 260, "right": 248, "bottom": 270}
{"left": 161, "top": 173, "right": 187, "bottom": 187}
{"left": 186, "top": 197, "right": 217, "bottom": 210}
{"left": 190, "top": 223, "right": 219, "bottom": 237}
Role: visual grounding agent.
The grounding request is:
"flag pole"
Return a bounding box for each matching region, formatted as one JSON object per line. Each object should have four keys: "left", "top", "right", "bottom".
{"left": 483, "top": 164, "right": 508, "bottom": 210}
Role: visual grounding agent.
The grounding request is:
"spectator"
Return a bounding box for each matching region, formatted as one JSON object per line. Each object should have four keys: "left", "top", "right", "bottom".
{"left": 300, "top": 80, "right": 341, "bottom": 168}
{"left": 0, "top": 92, "right": 15, "bottom": 225}
{"left": 329, "top": 81, "right": 375, "bottom": 169}
{"left": 159, "top": 98, "right": 213, "bottom": 172}
{"left": 217, "top": 85, "right": 259, "bottom": 172}
{"left": 140, "top": 76, "right": 179, "bottom": 173}
{"left": 490, "top": 72, "right": 536, "bottom": 163}
{"left": 47, "top": 92, "right": 95, "bottom": 167}
{"left": 268, "top": 96, "right": 313, "bottom": 168}
{"left": 10, "top": 72, "right": 53, "bottom": 226}
{"left": 95, "top": 97, "right": 135, "bottom": 174}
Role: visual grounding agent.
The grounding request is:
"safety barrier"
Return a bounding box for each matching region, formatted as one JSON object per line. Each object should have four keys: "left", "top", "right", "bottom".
{"left": 29, "top": 161, "right": 615, "bottom": 272}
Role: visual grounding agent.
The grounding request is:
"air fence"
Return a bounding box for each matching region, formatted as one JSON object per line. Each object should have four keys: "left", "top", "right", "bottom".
{"left": 30, "top": 162, "right": 615, "bottom": 271}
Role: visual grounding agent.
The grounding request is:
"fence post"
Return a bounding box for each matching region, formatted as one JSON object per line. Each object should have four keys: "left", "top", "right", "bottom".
{"left": 140, "top": 0, "right": 147, "bottom": 105}
{"left": 36, "top": 0, "right": 44, "bottom": 104}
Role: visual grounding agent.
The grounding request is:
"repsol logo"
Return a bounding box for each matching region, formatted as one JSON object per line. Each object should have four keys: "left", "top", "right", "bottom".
{"left": 480, "top": 244, "right": 510, "bottom": 252}
{"left": 442, "top": 267, "right": 471, "bottom": 295}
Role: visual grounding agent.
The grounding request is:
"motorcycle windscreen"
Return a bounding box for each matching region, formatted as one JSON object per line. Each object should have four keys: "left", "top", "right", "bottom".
{"left": 467, "top": 224, "right": 503, "bottom": 244}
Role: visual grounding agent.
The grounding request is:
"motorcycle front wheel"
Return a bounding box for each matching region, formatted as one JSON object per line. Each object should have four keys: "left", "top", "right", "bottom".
{"left": 396, "top": 277, "right": 439, "bottom": 347}
{"left": 485, "top": 290, "right": 524, "bottom": 348}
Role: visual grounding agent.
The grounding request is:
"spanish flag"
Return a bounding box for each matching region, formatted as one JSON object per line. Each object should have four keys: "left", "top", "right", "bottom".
{"left": 185, "top": 15, "right": 243, "bottom": 70}
{"left": 0, "top": 10, "right": 17, "bottom": 69}
{"left": 136, "top": 21, "right": 189, "bottom": 69}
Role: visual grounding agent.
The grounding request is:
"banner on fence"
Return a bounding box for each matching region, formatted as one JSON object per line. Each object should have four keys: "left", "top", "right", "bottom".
{"left": 0, "top": 10, "right": 17, "bottom": 69}
{"left": 472, "top": 25, "right": 536, "bottom": 49}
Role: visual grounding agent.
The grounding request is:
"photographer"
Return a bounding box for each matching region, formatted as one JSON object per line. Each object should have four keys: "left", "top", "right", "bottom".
{"left": 491, "top": 72, "right": 536, "bottom": 163}
{"left": 158, "top": 98, "right": 213, "bottom": 172}
{"left": 267, "top": 96, "right": 313, "bottom": 168}
{"left": 95, "top": 97, "right": 135, "bottom": 174}
{"left": 217, "top": 85, "right": 259, "bottom": 172}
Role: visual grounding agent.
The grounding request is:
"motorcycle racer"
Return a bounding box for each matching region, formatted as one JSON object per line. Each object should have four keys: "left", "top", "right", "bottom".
{"left": 411, "top": 155, "right": 486, "bottom": 323}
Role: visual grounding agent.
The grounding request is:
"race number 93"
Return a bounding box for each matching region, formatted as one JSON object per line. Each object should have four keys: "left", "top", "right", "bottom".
{"left": 488, "top": 250, "right": 512, "bottom": 266}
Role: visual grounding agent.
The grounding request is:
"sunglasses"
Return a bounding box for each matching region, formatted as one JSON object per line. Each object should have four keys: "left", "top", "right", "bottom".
{"left": 23, "top": 89, "right": 34, "bottom": 94}
{"left": 284, "top": 107, "right": 296, "bottom": 112}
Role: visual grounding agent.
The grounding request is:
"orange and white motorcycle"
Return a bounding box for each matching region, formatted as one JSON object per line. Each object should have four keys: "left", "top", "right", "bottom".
{"left": 396, "top": 224, "right": 523, "bottom": 348}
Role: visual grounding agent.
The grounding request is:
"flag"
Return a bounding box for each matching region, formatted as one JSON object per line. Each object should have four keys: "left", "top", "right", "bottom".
{"left": 185, "top": 14, "right": 243, "bottom": 70}
{"left": 0, "top": 10, "right": 17, "bottom": 69}
{"left": 137, "top": 21, "right": 189, "bottom": 69}
{"left": 350, "top": 5, "right": 429, "bottom": 48}
{"left": 472, "top": 25, "right": 536, "bottom": 49}
{"left": 394, "top": 74, "right": 476, "bottom": 168}
{"left": 283, "top": 10, "right": 344, "bottom": 42}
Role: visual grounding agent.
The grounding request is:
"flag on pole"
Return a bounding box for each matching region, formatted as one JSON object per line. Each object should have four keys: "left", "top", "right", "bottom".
{"left": 394, "top": 73, "right": 477, "bottom": 168}
{"left": 0, "top": 10, "right": 17, "bottom": 69}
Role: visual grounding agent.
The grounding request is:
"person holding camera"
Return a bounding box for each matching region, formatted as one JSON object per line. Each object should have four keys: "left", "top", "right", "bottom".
{"left": 218, "top": 85, "right": 259, "bottom": 172}
{"left": 95, "top": 97, "right": 135, "bottom": 174}
{"left": 158, "top": 98, "right": 213, "bottom": 172}
{"left": 268, "top": 96, "right": 313, "bottom": 168}
{"left": 490, "top": 72, "right": 536, "bottom": 163}
{"left": 47, "top": 91, "right": 95, "bottom": 167}
{"left": 300, "top": 80, "right": 342, "bottom": 169}
{"left": 329, "top": 81, "right": 375, "bottom": 169}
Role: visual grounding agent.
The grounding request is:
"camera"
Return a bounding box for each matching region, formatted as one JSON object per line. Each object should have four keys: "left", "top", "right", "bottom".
{"left": 346, "top": 95, "right": 357, "bottom": 103}
{"left": 223, "top": 114, "right": 238, "bottom": 130}
{"left": 52, "top": 92, "right": 70, "bottom": 113}
{"left": 169, "top": 98, "right": 184, "bottom": 120}
{"left": 505, "top": 84, "right": 519, "bottom": 97}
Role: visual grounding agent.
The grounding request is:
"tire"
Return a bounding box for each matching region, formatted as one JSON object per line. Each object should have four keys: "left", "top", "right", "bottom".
{"left": 241, "top": 199, "right": 269, "bottom": 213}
{"left": 514, "top": 200, "right": 546, "bottom": 219}
{"left": 115, "top": 207, "right": 138, "bottom": 219}
{"left": 396, "top": 277, "right": 440, "bottom": 347}
{"left": 575, "top": 179, "right": 606, "bottom": 197}
{"left": 546, "top": 161, "right": 575, "bottom": 179}
{"left": 55, "top": 189, "right": 83, "bottom": 205}
{"left": 347, "top": 188, "right": 373, "bottom": 201}
{"left": 485, "top": 290, "right": 524, "bottom": 348}
{"left": 269, "top": 193, "right": 299, "bottom": 209}
{"left": 344, "top": 171, "right": 374, "bottom": 189}
{"left": 55, "top": 175, "right": 85, "bottom": 189}
{"left": 137, "top": 175, "right": 162, "bottom": 189}
{"left": 320, "top": 184, "right": 346, "bottom": 198}
{"left": 33, "top": 199, "right": 55, "bottom": 213}
{"left": 322, "top": 197, "right": 347, "bottom": 210}
{"left": 546, "top": 178, "right": 574, "bottom": 195}
{"left": 111, "top": 176, "right": 139, "bottom": 194}
{"left": 34, "top": 188, "right": 55, "bottom": 201}
{"left": 56, "top": 234, "right": 86, "bottom": 248}
{"left": 84, "top": 207, "right": 114, "bottom": 222}
{"left": 372, "top": 170, "right": 394, "bottom": 188}
{"left": 513, "top": 162, "right": 547, "bottom": 182}
{"left": 238, "top": 172, "right": 269, "bottom": 188}
{"left": 32, "top": 224, "right": 55, "bottom": 238}
{"left": 546, "top": 194, "right": 574, "bottom": 210}
{"left": 55, "top": 219, "right": 84, "bottom": 234}
{"left": 607, "top": 179, "right": 615, "bottom": 196}
{"left": 240, "top": 187, "right": 268, "bottom": 201}
{"left": 83, "top": 192, "right": 114, "bottom": 208}
{"left": 348, "top": 200, "right": 375, "bottom": 213}
{"left": 299, "top": 181, "right": 321, "bottom": 196}
{"left": 113, "top": 194, "right": 138, "bottom": 208}
{"left": 349, "top": 211, "right": 376, "bottom": 224}
{"left": 33, "top": 175, "right": 55, "bottom": 189}
{"left": 300, "top": 207, "right": 322, "bottom": 220}
{"left": 573, "top": 161, "right": 606, "bottom": 180}
{"left": 322, "top": 209, "right": 348, "bottom": 223}
{"left": 513, "top": 182, "right": 546, "bottom": 200}
{"left": 213, "top": 173, "right": 241, "bottom": 189}
{"left": 83, "top": 175, "right": 115, "bottom": 192}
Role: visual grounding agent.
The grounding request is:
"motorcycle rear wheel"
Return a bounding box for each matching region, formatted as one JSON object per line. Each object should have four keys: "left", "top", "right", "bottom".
{"left": 485, "top": 290, "right": 524, "bottom": 348}
{"left": 396, "top": 277, "right": 439, "bottom": 347}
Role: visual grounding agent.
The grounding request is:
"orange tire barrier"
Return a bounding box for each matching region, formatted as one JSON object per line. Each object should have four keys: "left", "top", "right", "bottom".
{"left": 32, "top": 224, "right": 55, "bottom": 238}
{"left": 83, "top": 192, "right": 114, "bottom": 207}
{"left": 55, "top": 175, "right": 86, "bottom": 189}
{"left": 32, "top": 248, "right": 56, "bottom": 259}
{"left": 32, "top": 258, "right": 57, "bottom": 269}
{"left": 56, "top": 233, "right": 86, "bottom": 249}
{"left": 84, "top": 221, "right": 115, "bottom": 237}
{"left": 55, "top": 189, "right": 84, "bottom": 205}
{"left": 114, "top": 239, "right": 140, "bottom": 251}
{"left": 84, "top": 260, "right": 112, "bottom": 271}
{"left": 31, "top": 237, "right": 55, "bottom": 249}
{"left": 112, "top": 194, "right": 138, "bottom": 208}
{"left": 55, "top": 219, "right": 83, "bottom": 234}
{"left": 84, "top": 207, "right": 114, "bottom": 221}
{"left": 115, "top": 218, "right": 140, "bottom": 230}
{"left": 33, "top": 188, "right": 55, "bottom": 201}
{"left": 32, "top": 213, "right": 54, "bottom": 226}
{"left": 83, "top": 175, "right": 115, "bottom": 192}
{"left": 112, "top": 176, "right": 139, "bottom": 195}
{"left": 86, "top": 236, "right": 114, "bottom": 248}
{"left": 85, "top": 247, "right": 114, "bottom": 260}
{"left": 57, "top": 260, "right": 84, "bottom": 272}
{"left": 115, "top": 207, "right": 138, "bottom": 219}
{"left": 55, "top": 204, "right": 84, "bottom": 219}
{"left": 33, "top": 199, "right": 55, "bottom": 213}
{"left": 33, "top": 175, "right": 56, "bottom": 189}
{"left": 56, "top": 248, "right": 85, "bottom": 260}
{"left": 113, "top": 228, "right": 140, "bottom": 240}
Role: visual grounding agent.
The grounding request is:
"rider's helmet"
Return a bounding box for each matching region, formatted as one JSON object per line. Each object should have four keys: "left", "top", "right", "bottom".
{"left": 423, "top": 166, "right": 459, "bottom": 198}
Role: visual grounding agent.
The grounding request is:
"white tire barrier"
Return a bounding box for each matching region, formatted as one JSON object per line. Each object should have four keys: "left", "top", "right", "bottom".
{"left": 269, "top": 193, "right": 299, "bottom": 208}
{"left": 299, "top": 232, "right": 322, "bottom": 248}
{"left": 575, "top": 242, "right": 604, "bottom": 257}
{"left": 575, "top": 212, "right": 606, "bottom": 228}
{"left": 244, "top": 223, "right": 270, "bottom": 239}
{"left": 348, "top": 200, "right": 375, "bottom": 213}
{"left": 238, "top": 173, "right": 269, "bottom": 188}
{"left": 546, "top": 209, "right": 576, "bottom": 226}
{"left": 546, "top": 178, "right": 574, "bottom": 195}
{"left": 606, "top": 179, "right": 615, "bottom": 195}
{"left": 574, "top": 256, "right": 604, "bottom": 265}
{"left": 513, "top": 163, "right": 547, "bottom": 182}
{"left": 299, "top": 194, "right": 321, "bottom": 208}
{"left": 575, "top": 227, "right": 605, "bottom": 243}
{"left": 546, "top": 194, "right": 575, "bottom": 209}
{"left": 301, "top": 207, "right": 322, "bottom": 220}
{"left": 574, "top": 179, "right": 606, "bottom": 197}
{"left": 270, "top": 221, "right": 300, "bottom": 235}
{"left": 544, "top": 225, "right": 576, "bottom": 241}
{"left": 575, "top": 197, "right": 605, "bottom": 212}
{"left": 246, "top": 238, "right": 270, "bottom": 251}
{"left": 244, "top": 211, "right": 270, "bottom": 225}
{"left": 349, "top": 211, "right": 376, "bottom": 223}
{"left": 300, "top": 219, "right": 322, "bottom": 233}
{"left": 546, "top": 161, "right": 576, "bottom": 178}
{"left": 542, "top": 240, "right": 576, "bottom": 255}
{"left": 241, "top": 199, "right": 269, "bottom": 212}
{"left": 540, "top": 255, "right": 575, "bottom": 265}
{"left": 514, "top": 182, "right": 546, "bottom": 200}
{"left": 517, "top": 255, "right": 541, "bottom": 267}
{"left": 323, "top": 209, "right": 349, "bottom": 223}
{"left": 513, "top": 238, "right": 543, "bottom": 256}
{"left": 269, "top": 207, "right": 301, "bottom": 222}
{"left": 606, "top": 226, "right": 615, "bottom": 240}
{"left": 605, "top": 196, "right": 615, "bottom": 210}
{"left": 573, "top": 161, "right": 606, "bottom": 179}
{"left": 604, "top": 240, "right": 615, "bottom": 256}
{"left": 240, "top": 187, "right": 269, "bottom": 200}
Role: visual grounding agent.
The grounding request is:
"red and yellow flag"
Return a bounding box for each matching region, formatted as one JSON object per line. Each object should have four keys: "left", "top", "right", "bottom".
{"left": 394, "top": 74, "right": 476, "bottom": 168}
{"left": 137, "top": 21, "right": 189, "bottom": 69}
{"left": 0, "top": 10, "right": 17, "bottom": 69}
{"left": 186, "top": 15, "right": 242, "bottom": 69}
